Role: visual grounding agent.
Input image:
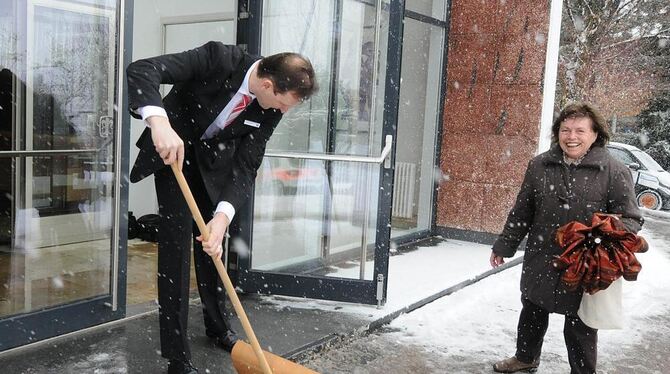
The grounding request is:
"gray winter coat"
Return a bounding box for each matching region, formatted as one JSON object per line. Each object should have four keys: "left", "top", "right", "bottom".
{"left": 492, "top": 145, "right": 643, "bottom": 315}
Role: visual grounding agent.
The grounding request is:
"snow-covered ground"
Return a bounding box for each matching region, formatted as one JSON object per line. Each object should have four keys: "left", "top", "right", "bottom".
{"left": 387, "top": 227, "right": 669, "bottom": 373}
{"left": 305, "top": 220, "right": 670, "bottom": 373}
{"left": 264, "top": 238, "right": 523, "bottom": 319}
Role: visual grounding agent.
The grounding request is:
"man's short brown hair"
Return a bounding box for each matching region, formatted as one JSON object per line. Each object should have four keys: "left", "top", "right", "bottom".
{"left": 257, "top": 53, "right": 317, "bottom": 101}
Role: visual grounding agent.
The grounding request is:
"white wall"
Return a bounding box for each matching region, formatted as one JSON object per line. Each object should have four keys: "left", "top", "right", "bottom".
{"left": 128, "top": 0, "right": 236, "bottom": 217}
{"left": 538, "top": 0, "right": 564, "bottom": 154}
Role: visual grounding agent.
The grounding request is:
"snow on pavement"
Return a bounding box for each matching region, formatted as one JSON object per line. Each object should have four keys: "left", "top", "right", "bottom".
{"left": 385, "top": 226, "right": 670, "bottom": 373}
{"left": 263, "top": 238, "right": 523, "bottom": 320}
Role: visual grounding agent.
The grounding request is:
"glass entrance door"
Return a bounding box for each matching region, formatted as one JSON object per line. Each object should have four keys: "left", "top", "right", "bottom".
{"left": 234, "top": 0, "right": 400, "bottom": 305}
{"left": 391, "top": 2, "right": 446, "bottom": 240}
{"left": 0, "top": 0, "right": 124, "bottom": 351}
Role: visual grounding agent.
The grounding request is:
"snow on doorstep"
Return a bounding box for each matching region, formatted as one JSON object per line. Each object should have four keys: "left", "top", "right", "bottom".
{"left": 262, "top": 238, "right": 523, "bottom": 319}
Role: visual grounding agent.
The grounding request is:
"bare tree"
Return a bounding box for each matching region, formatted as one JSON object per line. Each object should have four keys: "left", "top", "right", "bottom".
{"left": 557, "top": 0, "right": 670, "bottom": 119}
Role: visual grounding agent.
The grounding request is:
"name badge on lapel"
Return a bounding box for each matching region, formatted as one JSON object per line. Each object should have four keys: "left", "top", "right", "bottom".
{"left": 243, "top": 120, "right": 261, "bottom": 128}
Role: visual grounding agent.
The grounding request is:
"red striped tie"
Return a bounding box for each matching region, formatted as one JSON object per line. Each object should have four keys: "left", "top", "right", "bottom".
{"left": 224, "top": 94, "right": 252, "bottom": 127}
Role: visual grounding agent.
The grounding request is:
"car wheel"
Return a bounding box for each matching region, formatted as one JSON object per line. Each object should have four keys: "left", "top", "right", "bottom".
{"left": 636, "top": 189, "right": 662, "bottom": 210}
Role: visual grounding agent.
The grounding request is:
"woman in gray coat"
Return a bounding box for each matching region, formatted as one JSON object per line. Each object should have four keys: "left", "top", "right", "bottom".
{"left": 490, "top": 103, "right": 643, "bottom": 374}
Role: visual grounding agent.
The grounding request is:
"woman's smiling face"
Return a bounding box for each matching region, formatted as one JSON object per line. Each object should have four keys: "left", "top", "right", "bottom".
{"left": 558, "top": 116, "right": 598, "bottom": 160}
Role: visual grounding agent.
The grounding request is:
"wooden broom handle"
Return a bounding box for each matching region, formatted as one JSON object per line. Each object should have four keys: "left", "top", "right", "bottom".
{"left": 170, "top": 163, "right": 273, "bottom": 374}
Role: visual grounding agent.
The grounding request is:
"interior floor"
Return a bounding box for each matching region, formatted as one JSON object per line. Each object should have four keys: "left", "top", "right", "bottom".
{"left": 0, "top": 239, "right": 197, "bottom": 317}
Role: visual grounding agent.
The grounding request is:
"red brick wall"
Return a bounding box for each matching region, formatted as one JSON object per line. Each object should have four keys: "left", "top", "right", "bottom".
{"left": 436, "top": 0, "right": 550, "bottom": 234}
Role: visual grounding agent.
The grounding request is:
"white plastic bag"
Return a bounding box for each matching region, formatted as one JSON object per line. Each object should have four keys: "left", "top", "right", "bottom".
{"left": 577, "top": 277, "right": 623, "bottom": 330}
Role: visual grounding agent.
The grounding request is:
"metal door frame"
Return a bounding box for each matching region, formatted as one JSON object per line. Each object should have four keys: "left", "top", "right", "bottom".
{"left": 232, "top": 0, "right": 404, "bottom": 305}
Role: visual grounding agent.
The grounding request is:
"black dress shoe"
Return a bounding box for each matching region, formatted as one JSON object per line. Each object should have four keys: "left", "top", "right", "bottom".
{"left": 207, "top": 329, "right": 240, "bottom": 352}
{"left": 167, "top": 359, "right": 198, "bottom": 374}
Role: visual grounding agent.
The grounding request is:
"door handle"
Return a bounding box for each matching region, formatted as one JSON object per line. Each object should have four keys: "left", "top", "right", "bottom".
{"left": 264, "top": 134, "right": 393, "bottom": 167}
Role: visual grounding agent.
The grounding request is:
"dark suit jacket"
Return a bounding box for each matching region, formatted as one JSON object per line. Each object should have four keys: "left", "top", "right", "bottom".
{"left": 126, "top": 42, "right": 282, "bottom": 210}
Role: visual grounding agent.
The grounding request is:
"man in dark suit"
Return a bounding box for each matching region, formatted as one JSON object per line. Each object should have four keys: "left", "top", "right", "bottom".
{"left": 126, "top": 41, "right": 317, "bottom": 374}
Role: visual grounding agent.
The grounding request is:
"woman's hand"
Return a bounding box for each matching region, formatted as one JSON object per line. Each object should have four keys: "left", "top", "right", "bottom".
{"left": 490, "top": 251, "right": 505, "bottom": 268}
{"left": 196, "top": 212, "right": 231, "bottom": 259}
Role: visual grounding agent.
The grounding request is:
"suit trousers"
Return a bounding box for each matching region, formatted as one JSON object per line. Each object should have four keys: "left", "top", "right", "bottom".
{"left": 154, "top": 159, "right": 234, "bottom": 361}
{"left": 515, "top": 298, "right": 598, "bottom": 374}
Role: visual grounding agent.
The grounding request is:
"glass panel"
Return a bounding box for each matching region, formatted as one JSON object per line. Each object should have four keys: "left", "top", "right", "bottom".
{"left": 327, "top": 161, "right": 379, "bottom": 280}
{"left": 0, "top": 2, "right": 19, "bottom": 257}
{"left": 261, "top": 0, "right": 335, "bottom": 153}
{"left": 631, "top": 150, "right": 665, "bottom": 172}
{"left": 253, "top": 0, "right": 389, "bottom": 281}
{"left": 328, "top": 0, "right": 386, "bottom": 280}
{"left": 405, "top": 0, "right": 446, "bottom": 21}
{"left": 607, "top": 147, "right": 636, "bottom": 166}
{"left": 252, "top": 159, "right": 378, "bottom": 280}
{"left": 335, "top": 0, "right": 387, "bottom": 156}
{"left": 164, "top": 21, "right": 236, "bottom": 52}
{"left": 391, "top": 18, "right": 443, "bottom": 237}
{"left": 30, "top": 4, "right": 115, "bottom": 216}
{"left": 252, "top": 157, "right": 327, "bottom": 271}
{"left": 0, "top": 0, "right": 117, "bottom": 317}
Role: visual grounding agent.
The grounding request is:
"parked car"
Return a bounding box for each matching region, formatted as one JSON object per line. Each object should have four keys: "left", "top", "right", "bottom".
{"left": 607, "top": 141, "right": 670, "bottom": 210}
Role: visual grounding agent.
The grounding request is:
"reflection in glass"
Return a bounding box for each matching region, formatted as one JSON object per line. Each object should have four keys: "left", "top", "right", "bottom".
{"left": 335, "top": 1, "right": 387, "bottom": 157}
{"left": 0, "top": 1, "right": 117, "bottom": 317}
{"left": 261, "top": 0, "right": 335, "bottom": 153}
{"left": 252, "top": 159, "right": 378, "bottom": 280}
{"left": 30, "top": 4, "right": 115, "bottom": 218}
{"left": 391, "top": 18, "right": 443, "bottom": 237}
{"left": 253, "top": 158, "right": 327, "bottom": 271}
{"left": 32, "top": 8, "right": 112, "bottom": 150}
{"left": 253, "top": 0, "right": 389, "bottom": 281}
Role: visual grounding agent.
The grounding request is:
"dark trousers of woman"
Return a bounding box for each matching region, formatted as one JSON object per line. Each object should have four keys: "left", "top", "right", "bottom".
{"left": 153, "top": 158, "right": 234, "bottom": 362}
{"left": 515, "top": 298, "right": 598, "bottom": 374}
